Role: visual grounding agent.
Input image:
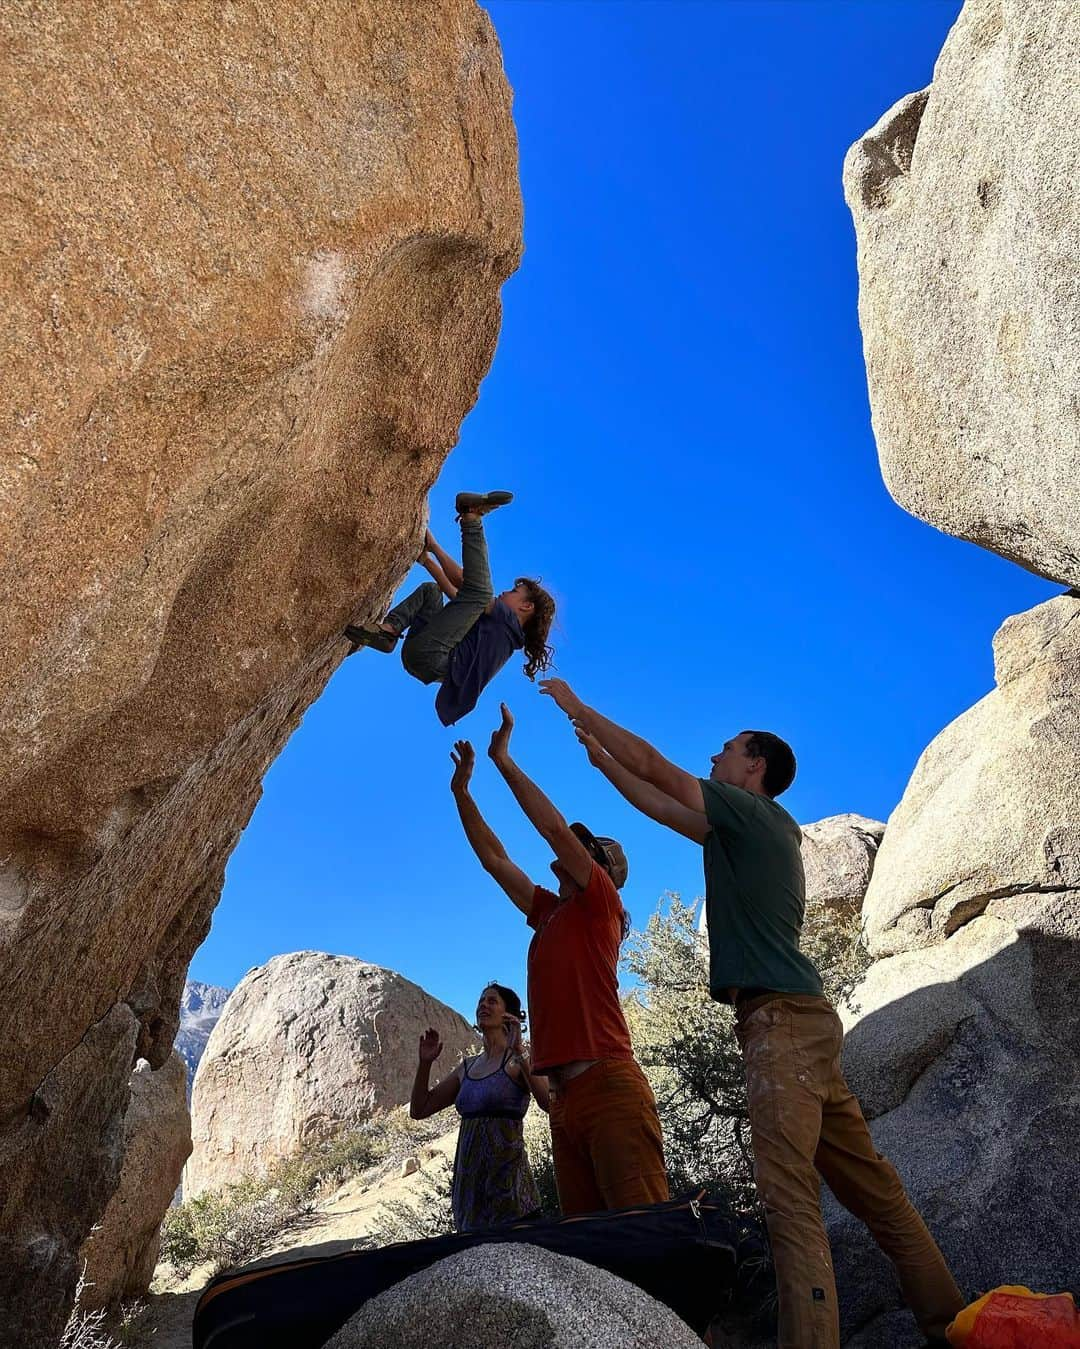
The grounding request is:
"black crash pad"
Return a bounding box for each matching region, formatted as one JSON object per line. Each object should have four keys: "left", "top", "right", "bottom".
{"left": 192, "top": 1191, "right": 750, "bottom": 1348}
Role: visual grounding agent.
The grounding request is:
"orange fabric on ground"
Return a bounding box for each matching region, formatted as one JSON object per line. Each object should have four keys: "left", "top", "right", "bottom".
{"left": 949, "top": 1289, "right": 1080, "bottom": 1348}
{"left": 548, "top": 1059, "right": 669, "bottom": 1215}
{"left": 526, "top": 862, "right": 633, "bottom": 1073}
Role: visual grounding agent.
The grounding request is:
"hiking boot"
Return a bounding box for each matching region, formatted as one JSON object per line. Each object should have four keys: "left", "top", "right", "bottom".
{"left": 454, "top": 490, "right": 513, "bottom": 519}
{"left": 344, "top": 623, "right": 397, "bottom": 655}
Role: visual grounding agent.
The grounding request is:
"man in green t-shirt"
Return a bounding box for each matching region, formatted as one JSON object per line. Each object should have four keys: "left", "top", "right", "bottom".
{"left": 539, "top": 678, "right": 964, "bottom": 1349}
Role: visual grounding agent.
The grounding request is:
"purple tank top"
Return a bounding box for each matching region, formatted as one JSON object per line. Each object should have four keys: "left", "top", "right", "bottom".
{"left": 455, "top": 1051, "right": 530, "bottom": 1120}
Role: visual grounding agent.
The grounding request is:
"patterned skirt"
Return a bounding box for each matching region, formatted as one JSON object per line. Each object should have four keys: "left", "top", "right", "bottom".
{"left": 450, "top": 1114, "right": 542, "bottom": 1234}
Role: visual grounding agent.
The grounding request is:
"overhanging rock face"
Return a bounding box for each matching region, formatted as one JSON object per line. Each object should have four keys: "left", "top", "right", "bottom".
{"left": 0, "top": 4, "right": 522, "bottom": 1343}
{"left": 843, "top": 0, "right": 1080, "bottom": 587}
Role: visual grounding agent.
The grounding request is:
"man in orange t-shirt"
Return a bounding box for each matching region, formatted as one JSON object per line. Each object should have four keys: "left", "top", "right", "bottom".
{"left": 449, "top": 703, "right": 669, "bottom": 1216}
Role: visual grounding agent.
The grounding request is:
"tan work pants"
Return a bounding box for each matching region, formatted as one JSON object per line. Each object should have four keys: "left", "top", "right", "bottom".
{"left": 735, "top": 995, "right": 963, "bottom": 1349}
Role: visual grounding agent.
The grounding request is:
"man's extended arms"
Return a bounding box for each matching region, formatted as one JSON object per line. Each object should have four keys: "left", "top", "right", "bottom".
{"left": 488, "top": 705, "right": 594, "bottom": 890}
{"left": 539, "top": 678, "right": 703, "bottom": 812}
{"left": 450, "top": 740, "right": 534, "bottom": 914}
{"left": 576, "top": 728, "right": 709, "bottom": 843}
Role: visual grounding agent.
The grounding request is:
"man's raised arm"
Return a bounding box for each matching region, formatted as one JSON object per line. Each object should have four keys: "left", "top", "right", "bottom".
{"left": 487, "top": 705, "right": 594, "bottom": 891}
{"left": 540, "top": 678, "right": 703, "bottom": 811}
{"left": 576, "top": 728, "right": 709, "bottom": 843}
{"left": 450, "top": 740, "right": 534, "bottom": 914}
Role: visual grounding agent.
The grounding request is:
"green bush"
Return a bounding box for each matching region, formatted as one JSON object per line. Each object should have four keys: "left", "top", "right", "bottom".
{"left": 161, "top": 1118, "right": 383, "bottom": 1277}
{"left": 623, "top": 896, "right": 758, "bottom": 1206}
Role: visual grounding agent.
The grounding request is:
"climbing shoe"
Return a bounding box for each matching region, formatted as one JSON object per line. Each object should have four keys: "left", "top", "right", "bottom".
{"left": 344, "top": 624, "right": 397, "bottom": 655}
{"left": 454, "top": 490, "right": 513, "bottom": 518}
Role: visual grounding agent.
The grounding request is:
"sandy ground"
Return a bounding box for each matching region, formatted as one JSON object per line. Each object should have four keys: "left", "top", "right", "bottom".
{"left": 128, "top": 1131, "right": 457, "bottom": 1349}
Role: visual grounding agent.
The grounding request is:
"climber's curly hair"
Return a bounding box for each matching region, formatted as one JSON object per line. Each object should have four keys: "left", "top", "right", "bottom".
{"left": 516, "top": 578, "right": 556, "bottom": 680}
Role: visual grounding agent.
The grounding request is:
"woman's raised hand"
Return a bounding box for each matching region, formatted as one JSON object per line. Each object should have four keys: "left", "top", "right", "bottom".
{"left": 487, "top": 703, "right": 514, "bottom": 764}
{"left": 418, "top": 1028, "right": 442, "bottom": 1063}
{"left": 504, "top": 1015, "right": 524, "bottom": 1054}
{"left": 450, "top": 740, "right": 475, "bottom": 794}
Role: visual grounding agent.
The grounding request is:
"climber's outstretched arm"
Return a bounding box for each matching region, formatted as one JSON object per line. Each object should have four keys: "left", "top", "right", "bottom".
{"left": 419, "top": 552, "right": 458, "bottom": 600}
{"left": 424, "top": 528, "right": 464, "bottom": 590}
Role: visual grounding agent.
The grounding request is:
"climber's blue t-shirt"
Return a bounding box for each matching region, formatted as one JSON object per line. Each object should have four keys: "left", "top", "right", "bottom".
{"left": 435, "top": 599, "right": 524, "bottom": 726}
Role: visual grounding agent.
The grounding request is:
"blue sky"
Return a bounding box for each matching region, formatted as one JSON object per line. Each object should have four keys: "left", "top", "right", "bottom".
{"left": 190, "top": 1, "right": 1053, "bottom": 1020}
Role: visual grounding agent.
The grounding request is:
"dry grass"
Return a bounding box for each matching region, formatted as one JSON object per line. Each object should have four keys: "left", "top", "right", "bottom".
{"left": 160, "top": 1121, "right": 383, "bottom": 1277}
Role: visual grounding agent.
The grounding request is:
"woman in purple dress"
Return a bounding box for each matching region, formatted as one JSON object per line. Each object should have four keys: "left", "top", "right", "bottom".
{"left": 410, "top": 982, "right": 549, "bottom": 1232}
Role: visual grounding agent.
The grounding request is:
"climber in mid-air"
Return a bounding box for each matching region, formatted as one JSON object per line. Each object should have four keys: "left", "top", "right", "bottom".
{"left": 345, "top": 491, "right": 555, "bottom": 727}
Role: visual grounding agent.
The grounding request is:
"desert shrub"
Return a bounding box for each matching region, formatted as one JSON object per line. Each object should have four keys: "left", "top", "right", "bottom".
{"left": 371, "top": 1104, "right": 458, "bottom": 1172}
{"left": 59, "top": 1272, "right": 146, "bottom": 1349}
{"left": 522, "top": 1103, "right": 559, "bottom": 1217}
{"left": 622, "top": 896, "right": 757, "bottom": 1205}
{"left": 161, "top": 1117, "right": 383, "bottom": 1277}
{"left": 366, "top": 1153, "right": 456, "bottom": 1245}
{"left": 801, "top": 894, "right": 871, "bottom": 1009}
{"left": 60, "top": 1300, "right": 117, "bottom": 1349}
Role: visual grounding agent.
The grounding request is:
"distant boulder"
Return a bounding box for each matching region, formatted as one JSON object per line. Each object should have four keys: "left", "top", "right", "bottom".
{"left": 78, "top": 1053, "right": 191, "bottom": 1309}
{"left": 326, "top": 1242, "right": 704, "bottom": 1349}
{"left": 800, "top": 814, "right": 885, "bottom": 914}
{"left": 186, "top": 952, "right": 473, "bottom": 1197}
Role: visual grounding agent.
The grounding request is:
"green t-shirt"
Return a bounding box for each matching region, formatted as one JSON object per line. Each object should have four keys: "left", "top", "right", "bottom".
{"left": 699, "top": 778, "right": 824, "bottom": 1001}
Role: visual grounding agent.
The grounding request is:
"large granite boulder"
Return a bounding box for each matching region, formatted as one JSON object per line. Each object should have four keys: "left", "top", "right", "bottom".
{"left": 78, "top": 1053, "right": 191, "bottom": 1310}
{"left": 843, "top": 0, "right": 1080, "bottom": 588}
{"left": 326, "top": 1242, "right": 704, "bottom": 1349}
{"left": 827, "top": 909, "right": 1080, "bottom": 1346}
{"left": 862, "top": 595, "right": 1080, "bottom": 956}
{"left": 0, "top": 3, "right": 520, "bottom": 1343}
{"left": 826, "top": 596, "right": 1080, "bottom": 1344}
{"left": 186, "top": 952, "right": 474, "bottom": 1197}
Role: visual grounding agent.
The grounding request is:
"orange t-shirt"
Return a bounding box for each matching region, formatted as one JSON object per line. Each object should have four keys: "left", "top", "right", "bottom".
{"left": 526, "top": 862, "right": 635, "bottom": 1074}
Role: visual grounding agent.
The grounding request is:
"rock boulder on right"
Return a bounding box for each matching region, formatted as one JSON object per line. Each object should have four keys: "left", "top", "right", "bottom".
{"left": 843, "top": 0, "right": 1080, "bottom": 588}
{"left": 827, "top": 593, "right": 1080, "bottom": 1345}
{"left": 862, "top": 594, "right": 1080, "bottom": 957}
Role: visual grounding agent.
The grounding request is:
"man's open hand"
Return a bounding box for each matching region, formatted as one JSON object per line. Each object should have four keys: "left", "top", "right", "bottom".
{"left": 450, "top": 740, "right": 475, "bottom": 793}
{"left": 488, "top": 703, "right": 514, "bottom": 764}
{"left": 539, "top": 678, "right": 586, "bottom": 721}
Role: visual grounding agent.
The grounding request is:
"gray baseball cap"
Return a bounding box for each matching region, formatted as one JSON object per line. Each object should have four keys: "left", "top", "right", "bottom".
{"left": 570, "top": 822, "right": 629, "bottom": 889}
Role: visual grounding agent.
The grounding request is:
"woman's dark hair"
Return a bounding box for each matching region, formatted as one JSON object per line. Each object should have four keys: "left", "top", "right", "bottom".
{"left": 516, "top": 578, "right": 555, "bottom": 680}
{"left": 743, "top": 729, "right": 797, "bottom": 798}
{"left": 482, "top": 982, "right": 524, "bottom": 1021}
